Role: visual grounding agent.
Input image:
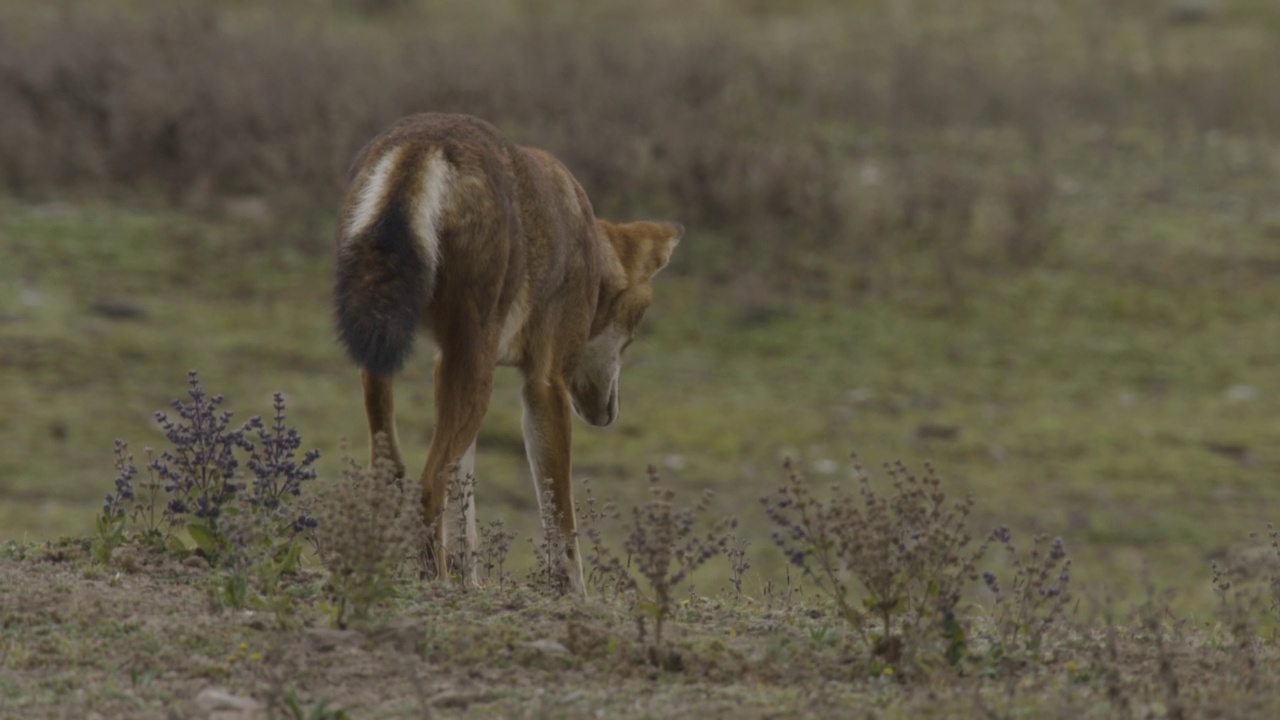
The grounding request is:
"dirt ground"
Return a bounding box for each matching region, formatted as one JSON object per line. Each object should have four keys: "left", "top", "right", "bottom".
{"left": 0, "top": 541, "right": 869, "bottom": 719}
{"left": 4, "top": 538, "right": 1280, "bottom": 720}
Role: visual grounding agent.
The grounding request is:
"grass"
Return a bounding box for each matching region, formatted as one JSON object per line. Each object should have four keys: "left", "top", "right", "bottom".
{"left": 2, "top": 195, "right": 1278, "bottom": 616}
{"left": 2, "top": 524, "right": 1278, "bottom": 718}
{"left": 3, "top": 0, "right": 1280, "bottom": 715}
{"left": 0, "top": 544, "right": 926, "bottom": 717}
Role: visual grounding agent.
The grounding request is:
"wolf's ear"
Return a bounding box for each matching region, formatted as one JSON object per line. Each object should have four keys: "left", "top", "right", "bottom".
{"left": 602, "top": 220, "right": 685, "bottom": 284}
{"left": 644, "top": 221, "right": 683, "bottom": 281}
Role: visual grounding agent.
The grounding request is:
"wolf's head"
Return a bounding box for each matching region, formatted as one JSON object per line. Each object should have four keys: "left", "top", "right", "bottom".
{"left": 570, "top": 220, "right": 683, "bottom": 427}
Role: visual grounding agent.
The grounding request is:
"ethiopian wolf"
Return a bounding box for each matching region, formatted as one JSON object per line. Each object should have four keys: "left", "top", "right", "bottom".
{"left": 333, "top": 113, "right": 682, "bottom": 594}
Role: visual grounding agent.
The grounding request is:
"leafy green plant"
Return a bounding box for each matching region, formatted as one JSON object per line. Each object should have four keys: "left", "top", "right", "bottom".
{"left": 98, "top": 371, "right": 319, "bottom": 567}
{"left": 95, "top": 441, "right": 136, "bottom": 562}
{"left": 150, "top": 372, "right": 319, "bottom": 563}
{"left": 95, "top": 442, "right": 178, "bottom": 563}
{"left": 97, "top": 372, "right": 319, "bottom": 625}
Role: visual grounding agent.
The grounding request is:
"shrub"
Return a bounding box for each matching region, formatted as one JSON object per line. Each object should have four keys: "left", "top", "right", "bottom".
{"left": 96, "top": 370, "right": 318, "bottom": 567}
{"left": 313, "top": 434, "right": 421, "bottom": 628}
{"left": 762, "top": 456, "right": 987, "bottom": 675}
{"left": 726, "top": 533, "right": 751, "bottom": 601}
{"left": 5, "top": 2, "right": 1280, "bottom": 294}
{"left": 95, "top": 371, "right": 319, "bottom": 625}
{"left": 96, "top": 440, "right": 170, "bottom": 559}
{"left": 587, "top": 468, "right": 735, "bottom": 668}
{"left": 982, "top": 529, "right": 1073, "bottom": 663}
{"left": 477, "top": 518, "right": 516, "bottom": 591}
{"left": 526, "top": 476, "right": 573, "bottom": 596}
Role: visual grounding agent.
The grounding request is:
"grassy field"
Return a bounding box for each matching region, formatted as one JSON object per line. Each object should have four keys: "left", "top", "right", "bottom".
{"left": 3, "top": 196, "right": 1277, "bottom": 612}
{"left": 3, "top": 0, "right": 1280, "bottom": 716}
{"left": 2, "top": 535, "right": 1277, "bottom": 719}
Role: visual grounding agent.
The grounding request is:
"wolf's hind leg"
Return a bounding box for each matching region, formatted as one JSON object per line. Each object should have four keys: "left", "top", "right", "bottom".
{"left": 361, "top": 369, "right": 406, "bottom": 477}
{"left": 419, "top": 347, "right": 496, "bottom": 581}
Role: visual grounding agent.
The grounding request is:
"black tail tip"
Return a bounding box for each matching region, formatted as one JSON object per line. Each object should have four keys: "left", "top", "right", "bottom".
{"left": 335, "top": 311, "right": 417, "bottom": 377}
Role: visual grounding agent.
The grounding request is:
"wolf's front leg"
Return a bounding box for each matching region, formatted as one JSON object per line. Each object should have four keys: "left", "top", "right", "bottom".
{"left": 521, "top": 376, "right": 587, "bottom": 596}
{"left": 450, "top": 441, "right": 480, "bottom": 588}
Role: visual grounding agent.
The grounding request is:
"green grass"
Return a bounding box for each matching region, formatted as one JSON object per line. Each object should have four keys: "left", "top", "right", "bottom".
{"left": 2, "top": 194, "right": 1278, "bottom": 615}
{"left": 4, "top": 2, "right": 1280, "bottom": 715}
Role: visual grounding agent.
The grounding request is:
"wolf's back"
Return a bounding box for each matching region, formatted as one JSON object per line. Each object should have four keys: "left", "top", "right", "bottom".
{"left": 334, "top": 144, "right": 451, "bottom": 377}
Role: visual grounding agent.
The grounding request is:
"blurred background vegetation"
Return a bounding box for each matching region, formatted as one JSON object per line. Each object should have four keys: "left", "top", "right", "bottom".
{"left": 1, "top": 0, "right": 1278, "bottom": 611}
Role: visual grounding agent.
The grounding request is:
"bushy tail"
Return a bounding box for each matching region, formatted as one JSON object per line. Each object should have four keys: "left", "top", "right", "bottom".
{"left": 334, "top": 200, "right": 432, "bottom": 377}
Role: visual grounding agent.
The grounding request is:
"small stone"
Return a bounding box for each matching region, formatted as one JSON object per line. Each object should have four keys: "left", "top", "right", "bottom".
{"left": 19, "top": 284, "right": 44, "bottom": 308}
{"left": 221, "top": 195, "right": 275, "bottom": 224}
{"left": 848, "top": 387, "right": 874, "bottom": 404}
{"left": 1203, "top": 441, "right": 1253, "bottom": 466}
{"left": 428, "top": 690, "right": 495, "bottom": 709}
{"left": 301, "top": 627, "right": 364, "bottom": 653}
{"left": 367, "top": 618, "right": 423, "bottom": 654}
{"left": 183, "top": 555, "right": 209, "bottom": 570}
{"left": 195, "top": 687, "right": 261, "bottom": 713}
{"left": 520, "top": 638, "right": 571, "bottom": 655}
{"left": 1169, "top": 0, "right": 1214, "bottom": 25}
{"left": 914, "top": 423, "right": 959, "bottom": 441}
{"left": 89, "top": 298, "right": 148, "bottom": 320}
{"left": 1226, "top": 384, "right": 1256, "bottom": 404}
{"left": 112, "top": 549, "right": 141, "bottom": 574}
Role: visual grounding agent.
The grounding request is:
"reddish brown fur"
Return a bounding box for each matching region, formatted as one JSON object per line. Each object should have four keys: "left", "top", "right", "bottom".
{"left": 334, "top": 114, "right": 682, "bottom": 592}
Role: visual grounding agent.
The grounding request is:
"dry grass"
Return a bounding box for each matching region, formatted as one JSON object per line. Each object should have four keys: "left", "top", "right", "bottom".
{"left": 6, "top": 451, "right": 1280, "bottom": 717}
{"left": 4, "top": 0, "right": 1278, "bottom": 289}
{"left": 764, "top": 457, "right": 988, "bottom": 675}
{"left": 4, "top": 1, "right": 1280, "bottom": 714}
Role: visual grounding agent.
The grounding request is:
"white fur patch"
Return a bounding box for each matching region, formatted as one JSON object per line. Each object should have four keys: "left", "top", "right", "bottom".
{"left": 575, "top": 326, "right": 626, "bottom": 391}
{"left": 496, "top": 287, "right": 530, "bottom": 366}
{"left": 520, "top": 391, "right": 550, "bottom": 510}
{"left": 410, "top": 151, "right": 455, "bottom": 281}
{"left": 570, "top": 326, "right": 626, "bottom": 425}
{"left": 345, "top": 145, "right": 404, "bottom": 239}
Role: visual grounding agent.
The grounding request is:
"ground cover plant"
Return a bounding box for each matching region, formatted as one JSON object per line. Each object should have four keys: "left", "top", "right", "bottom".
{"left": 312, "top": 434, "right": 421, "bottom": 629}
{"left": 93, "top": 372, "right": 320, "bottom": 620}
{"left": 764, "top": 458, "right": 990, "bottom": 675}
{"left": 3, "top": 0, "right": 1280, "bottom": 716}
{"left": 4, "top": 443, "right": 1280, "bottom": 717}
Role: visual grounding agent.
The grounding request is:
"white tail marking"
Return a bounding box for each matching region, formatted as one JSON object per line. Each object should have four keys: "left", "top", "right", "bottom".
{"left": 410, "top": 151, "right": 455, "bottom": 286}
{"left": 345, "top": 145, "right": 405, "bottom": 239}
